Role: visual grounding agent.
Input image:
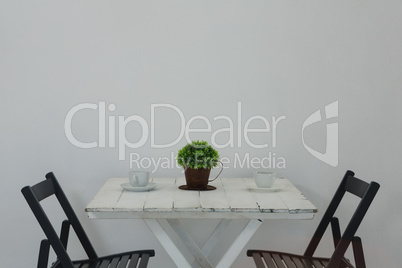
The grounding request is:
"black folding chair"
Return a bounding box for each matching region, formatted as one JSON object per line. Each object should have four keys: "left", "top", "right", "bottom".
{"left": 22, "top": 172, "right": 155, "bottom": 268}
{"left": 247, "top": 170, "right": 380, "bottom": 268}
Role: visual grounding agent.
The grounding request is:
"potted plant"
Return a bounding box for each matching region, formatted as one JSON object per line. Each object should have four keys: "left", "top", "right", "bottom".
{"left": 177, "top": 140, "right": 223, "bottom": 190}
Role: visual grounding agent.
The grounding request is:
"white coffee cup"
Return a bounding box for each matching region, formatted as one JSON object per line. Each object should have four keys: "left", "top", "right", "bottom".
{"left": 254, "top": 171, "right": 276, "bottom": 188}
{"left": 129, "top": 171, "right": 150, "bottom": 187}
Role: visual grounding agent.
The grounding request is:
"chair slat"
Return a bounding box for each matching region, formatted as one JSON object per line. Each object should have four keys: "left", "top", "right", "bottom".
{"left": 291, "top": 256, "right": 306, "bottom": 268}
{"left": 118, "top": 254, "right": 130, "bottom": 267}
{"left": 345, "top": 176, "right": 368, "bottom": 198}
{"left": 128, "top": 253, "right": 140, "bottom": 268}
{"left": 137, "top": 254, "right": 151, "bottom": 268}
{"left": 342, "top": 258, "right": 355, "bottom": 268}
{"left": 109, "top": 256, "right": 121, "bottom": 268}
{"left": 301, "top": 258, "right": 314, "bottom": 268}
{"left": 312, "top": 259, "right": 323, "bottom": 268}
{"left": 98, "top": 259, "right": 111, "bottom": 268}
{"left": 272, "top": 253, "right": 286, "bottom": 268}
{"left": 262, "top": 252, "right": 276, "bottom": 267}
{"left": 30, "top": 179, "right": 56, "bottom": 201}
{"left": 321, "top": 259, "right": 331, "bottom": 267}
{"left": 252, "top": 253, "right": 266, "bottom": 268}
{"left": 321, "top": 259, "right": 329, "bottom": 267}
{"left": 283, "top": 255, "right": 295, "bottom": 267}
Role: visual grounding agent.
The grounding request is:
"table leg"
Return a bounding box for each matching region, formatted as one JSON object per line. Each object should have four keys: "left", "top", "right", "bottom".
{"left": 144, "top": 219, "right": 192, "bottom": 268}
{"left": 190, "top": 219, "right": 231, "bottom": 267}
{"left": 145, "top": 218, "right": 262, "bottom": 268}
{"left": 168, "top": 219, "right": 214, "bottom": 268}
{"left": 216, "top": 219, "right": 263, "bottom": 268}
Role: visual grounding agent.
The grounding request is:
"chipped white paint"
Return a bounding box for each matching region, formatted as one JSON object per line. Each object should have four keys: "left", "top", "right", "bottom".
{"left": 85, "top": 177, "right": 317, "bottom": 268}
{"left": 86, "top": 177, "right": 317, "bottom": 219}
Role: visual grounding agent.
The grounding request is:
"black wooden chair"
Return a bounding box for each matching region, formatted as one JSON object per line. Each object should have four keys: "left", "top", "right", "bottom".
{"left": 247, "top": 170, "right": 380, "bottom": 268}
{"left": 22, "top": 172, "right": 155, "bottom": 268}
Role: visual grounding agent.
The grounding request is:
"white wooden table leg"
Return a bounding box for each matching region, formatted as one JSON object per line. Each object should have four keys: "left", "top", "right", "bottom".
{"left": 144, "top": 219, "right": 192, "bottom": 268}
{"left": 168, "top": 219, "right": 214, "bottom": 268}
{"left": 216, "top": 219, "right": 263, "bottom": 268}
{"left": 190, "top": 219, "right": 231, "bottom": 267}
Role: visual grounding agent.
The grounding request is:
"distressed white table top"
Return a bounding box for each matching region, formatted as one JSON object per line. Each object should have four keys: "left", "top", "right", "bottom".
{"left": 85, "top": 177, "right": 317, "bottom": 220}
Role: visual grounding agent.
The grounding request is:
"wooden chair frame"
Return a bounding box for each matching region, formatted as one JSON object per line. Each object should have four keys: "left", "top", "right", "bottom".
{"left": 247, "top": 170, "right": 380, "bottom": 268}
{"left": 22, "top": 172, "right": 155, "bottom": 268}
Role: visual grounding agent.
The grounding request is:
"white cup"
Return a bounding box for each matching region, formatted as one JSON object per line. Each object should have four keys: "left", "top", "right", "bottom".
{"left": 129, "top": 171, "right": 150, "bottom": 187}
{"left": 254, "top": 171, "right": 276, "bottom": 188}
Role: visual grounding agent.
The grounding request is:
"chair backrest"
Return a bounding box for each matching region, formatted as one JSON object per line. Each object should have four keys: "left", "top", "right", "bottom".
{"left": 21, "top": 172, "right": 98, "bottom": 268}
{"left": 303, "top": 170, "right": 380, "bottom": 267}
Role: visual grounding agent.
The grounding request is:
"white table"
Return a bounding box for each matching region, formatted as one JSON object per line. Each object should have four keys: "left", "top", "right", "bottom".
{"left": 85, "top": 177, "right": 317, "bottom": 268}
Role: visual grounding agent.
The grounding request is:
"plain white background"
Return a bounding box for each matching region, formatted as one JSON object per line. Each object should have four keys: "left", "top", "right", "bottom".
{"left": 1, "top": 1, "right": 401, "bottom": 267}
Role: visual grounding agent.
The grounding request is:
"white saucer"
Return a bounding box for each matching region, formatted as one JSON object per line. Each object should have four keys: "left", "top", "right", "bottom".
{"left": 249, "top": 186, "right": 283, "bottom": 192}
{"left": 121, "top": 183, "right": 157, "bottom": 192}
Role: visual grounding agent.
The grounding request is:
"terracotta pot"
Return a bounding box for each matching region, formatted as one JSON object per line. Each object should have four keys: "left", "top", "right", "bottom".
{"left": 184, "top": 168, "right": 211, "bottom": 189}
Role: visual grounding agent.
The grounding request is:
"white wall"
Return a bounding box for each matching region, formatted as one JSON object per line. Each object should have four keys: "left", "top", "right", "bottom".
{"left": 1, "top": 1, "right": 401, "bottom": 267}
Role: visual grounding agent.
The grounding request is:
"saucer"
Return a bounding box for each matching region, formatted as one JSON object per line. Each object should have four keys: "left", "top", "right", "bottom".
{"left": 121, "top": 183, "right": 157, "bottom": 192}
{"left": 178, "top": 185, "right": 216, "bottom": 191}
{"left": 249, "top": 186, "right": 283, "bottom": 192}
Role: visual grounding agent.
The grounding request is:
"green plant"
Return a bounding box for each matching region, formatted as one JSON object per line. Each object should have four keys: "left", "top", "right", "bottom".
{"left": 177, "top": 140, "right": 220, "bottom": 169}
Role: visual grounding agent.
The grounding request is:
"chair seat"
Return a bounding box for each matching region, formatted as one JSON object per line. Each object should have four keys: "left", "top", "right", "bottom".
{"left": 51, "top": 250, "right": 155, "bottom": 268}
{"left": 247, "top": 250, "right": 355, "bottom": 268}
